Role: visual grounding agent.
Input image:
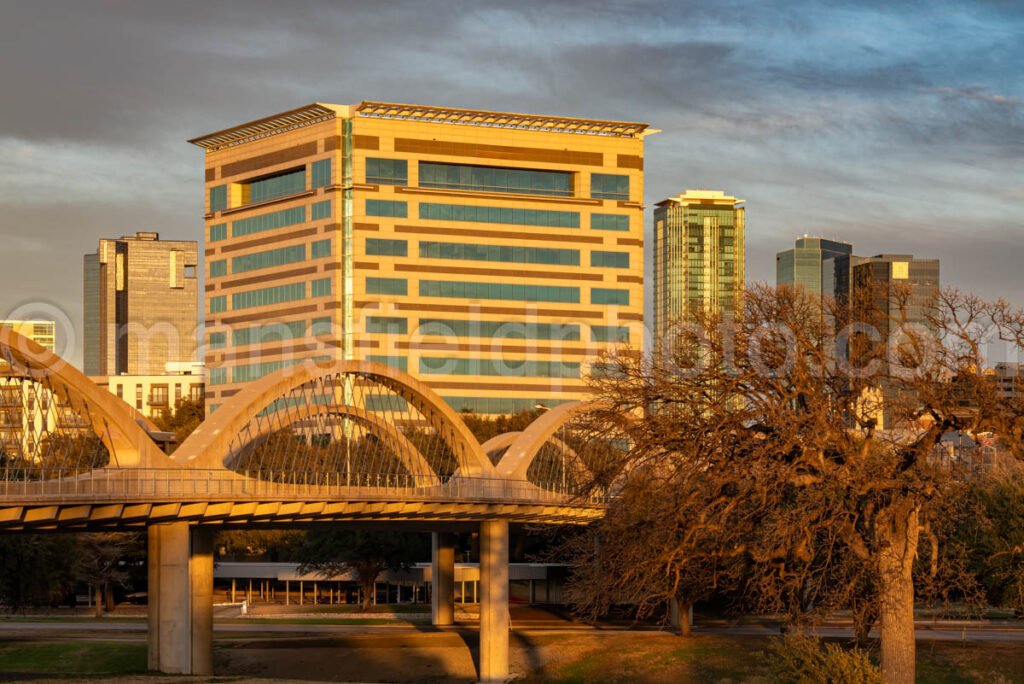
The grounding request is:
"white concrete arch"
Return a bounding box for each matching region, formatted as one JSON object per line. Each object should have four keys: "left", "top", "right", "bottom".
{"left": 0, "top": 327, "right": 176, "bottom": 469}
{"left": 495, "top": 400, "right": 613, "bottom": 480}
{"left": 174, "top": 359, "right": 494, "bottom": 476}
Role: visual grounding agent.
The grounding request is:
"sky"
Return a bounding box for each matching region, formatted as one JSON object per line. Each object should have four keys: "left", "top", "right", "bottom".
{"left": 1, "top": 0, "right": 1021, "bottom": 364}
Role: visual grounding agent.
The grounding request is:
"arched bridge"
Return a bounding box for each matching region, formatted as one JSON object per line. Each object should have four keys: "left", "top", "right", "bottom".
{"left": 0, "top": 327, "right": 626, "bottom": 681}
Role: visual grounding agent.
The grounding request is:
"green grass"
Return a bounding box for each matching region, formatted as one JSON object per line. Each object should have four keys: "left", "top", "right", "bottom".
{"left": 0, "top": 640, "right": 147, "bottom": 675}
{"left": 0, "top": 615, "right": 146, "bottom": 623}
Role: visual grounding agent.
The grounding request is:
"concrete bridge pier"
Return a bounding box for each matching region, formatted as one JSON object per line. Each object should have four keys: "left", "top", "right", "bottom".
{"left": 147, "top": 522, "right": 214, "bottom": 675}
{"left": 479, "top": 520, "right": 510, "bottom": 683}
{"left": 431, "top": 532, "right": 456, "bottom": 625}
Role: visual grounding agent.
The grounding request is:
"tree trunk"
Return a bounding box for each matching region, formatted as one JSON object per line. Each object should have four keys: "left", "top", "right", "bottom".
{"left": 678, "top": 600, "right": 692, "bottom": 638}
{"left": 104, "top": 584, "right": 116, "bottom": 613}
{"left": 93, "top": 585, "right": 103, "bottom": 618}
{"left": 361, "top": 577, "right": 375, "bottom": 611}
{"left": 877, "top": 505, "right": 920, "bottom": 684}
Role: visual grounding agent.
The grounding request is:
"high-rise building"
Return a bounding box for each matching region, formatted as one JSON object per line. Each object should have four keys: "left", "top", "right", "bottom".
{"left": 83, "top": 232, "right": 199, "bottom": 377}
{"left": 776, "top": 236, "right": 852, "bottom": 296}
{"left": 652, "top": 189, "right": 744, "bottom": 341}
{"left": 849, "top": 254, "right": 940, "bottom": 430}
{"left": 191, "top": 102, "right": 650, "bottom": 414}
{"left": 850, "top": 254, "right": 940, "bottom": 334}
{"left": 0, "top": 320, "right": 57, "bottom": 461}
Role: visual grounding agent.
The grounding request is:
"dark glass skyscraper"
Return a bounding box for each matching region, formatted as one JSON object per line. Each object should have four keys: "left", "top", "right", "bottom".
{"left": 776, "top": 236, "right": 853, "bottom": 296}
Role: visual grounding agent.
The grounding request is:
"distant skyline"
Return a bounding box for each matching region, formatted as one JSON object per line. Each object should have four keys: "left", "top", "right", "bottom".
{"left": 1, "top": 0, "right": 1021, "bottom": 365}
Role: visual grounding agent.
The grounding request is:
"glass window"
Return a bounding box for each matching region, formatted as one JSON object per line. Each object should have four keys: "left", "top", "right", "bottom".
{"left": 366, "top": 277, "right": 408, "bottom": 295}
{"left": 209, "top": 368, "right": 227, "bottom": 386}
{"left": 418, "top": 319, "right": 579, "bottom": 340}
{"left": 209, "top": 223, "right": 227, "bottom": 242}
{"left": 419, "top": 358, "right": 580, "bottom": 378}
{"left": 208, "top": 332, "right": 226, "bottom": 349}
{"left": 418, "top": 241, "right": 579, "bottom": 266}
{"left": 591, "top": 173, "right": 630, "bottom": 200}
{"left": 232, "top": 206, "right": 306, "bottom": 238}
{"left": 365, "top": 158, "right": 408, "bottom": 185}
{"left": 366, "top": 316, "right": 408, "bottom": 334}
{"left": 591, "top": 325, "right": 630, "bottom": 343}
{"left": 310, "top": 317, "right": 333, "bottom": 336}
{"left": 311, "top": 239, "right": 331, "bottom": 258}
{"left": 419, "top": 162, "right": 571, "bottom": 197}
{"left": 233, "top": 321, "right": 307, "bottom": 346}
{"left": 209, "top": 296, "right": 226, "bottom": 314}
{"left": 311, "top": 200, "right": 332, "bottom": 220}
{"left": 591, "top": 288, "right": 629, "bottom": 305}
{"left": 419, "top": 280, "right": 579, "bottom": 303}
{"left": 420, "top": 203, "right": 579, "bottom": 228}
{"left": 590, "top": 251, "right": 630, "bottom": 268}
{"left": 591, "top": 214, "right": 630, "bottom": 231}
{"left": 311, "top": 158, "right": 332, "bottom": 188}
{"left": 311, "top": 277, "right": 332, "bottom": 297}
{"left": 231, "top": 358, "right": 305, "bottom": 383}
{"left": 231, "top": 282, "right": 305, "bottom": 310}
{"left": 441, "top": 396, "right": 570, "bottom": 414}
{"left": 231, "top": 244, "right": 306, "bottom": 274}
{"left": 208, "top": 260, "right": 227, "bottom": 277}
{"left": 366, "top": 199, "right": 408, "bottom": 218}
{"left": 209, "top": 185, "right": 227, "bottom": 212}
{"left": 247, "top": 168, "right": 305, "bottom": 204}
{"left": 366, "top": 238, "right": 408, "bottom": 257}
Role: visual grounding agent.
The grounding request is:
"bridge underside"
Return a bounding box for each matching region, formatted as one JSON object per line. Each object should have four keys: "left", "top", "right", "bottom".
{"left": 0, "top": 498, "right": 601, "bottom": 531}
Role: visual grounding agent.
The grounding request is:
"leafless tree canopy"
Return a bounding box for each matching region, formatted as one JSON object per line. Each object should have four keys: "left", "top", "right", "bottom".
{"left": 568, "top": 284, "right": 1024, "bottom": 683}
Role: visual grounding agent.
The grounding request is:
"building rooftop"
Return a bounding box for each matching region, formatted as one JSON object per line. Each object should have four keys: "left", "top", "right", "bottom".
{"left": 657, "top": 189, "right": 744, "bottom": 207}
{"left": 189, "top": 101, "right": 653, "bottom": 151}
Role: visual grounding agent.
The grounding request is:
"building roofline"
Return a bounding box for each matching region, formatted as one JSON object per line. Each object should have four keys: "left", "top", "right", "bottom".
{"left": 188, "top": 103, "right": 351, "bottom": 151}
{"left": 189, "top": 101, "right": 653, "bottom": 151}
{"left": 354, "top": 101, "right": 651, "bottom": 138}
{"left": 656, "top": 189, "right": 744, "bottom": 207}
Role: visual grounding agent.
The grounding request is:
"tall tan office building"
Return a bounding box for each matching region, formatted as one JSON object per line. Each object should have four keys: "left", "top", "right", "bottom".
{"left": 652, "top": 190, "right": 745, "bottom": 343}
{"left": 83, "top": 232, "right": 199, "bottom": 376}
{"left": 191, "top": 102, "right": 650, "bottom": 413}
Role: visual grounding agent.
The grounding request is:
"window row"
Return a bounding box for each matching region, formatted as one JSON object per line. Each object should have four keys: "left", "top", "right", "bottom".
{"left": 419, "top": 280, "right": 580, "bottom": 303}
{"left": 366, "top": 277, "right": 408, "bottom": 296}
{"left": 443, "top": 396, "right": 571, "bottom": 415}
{"left": 419, "top": 241, "right": 579, "bottom": 266}
{"left": 233, "top": 320, "right": 307, "bottom": 346}
{"left": 366, "top": 238, "right": 408, "bottom": 257}
{"left": 247, "top": 168, "right": 306, "bottom": 204}
{"left": 232, "top": 244, "right": 306, "bottom": 274}
{"left": 366, "top": 158, "right": 407, "bottom": 185}
{"left": 590, "top": 250, "right": 630, "bottom": 268}
{"left": 591, "top": 213, "right": 630, "bottom": 231}
{"left": 366, "top": 199, "right": 408, "bottom": 218}
{"left": 232, "top": 206, "right": 306, "bottom": 238}
{"left": 419, "top": 357, "right": 581, "bottom": 378}
{"left": 231, "top": 282, "right": 306, "bottom": 310}
{"left": 419, "top": 162, "right": 572, "bottom": 197}
{"left": 591, "top": 173, "right": 630, "bottom": 200}
{"left": 420, "top": 202, "right": 579, "bottom": 228}
{"left": 311, "top": 199, "right": 332, "bottom": 220}
{"left": 367, "top": 355, "right": 408, "bottom": 372}
{"left": 418, "top": 319, "right": 581, "bottom": 341}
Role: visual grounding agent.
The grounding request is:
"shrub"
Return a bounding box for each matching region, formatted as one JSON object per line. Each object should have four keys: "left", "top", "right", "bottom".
{"left": 769, "top": 634, "right": 881, "bottom": 684}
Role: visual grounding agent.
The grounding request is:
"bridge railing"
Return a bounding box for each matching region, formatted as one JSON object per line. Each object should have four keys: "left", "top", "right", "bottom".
{"left": 0, "top": 468, "right": 609, "bottom": 506}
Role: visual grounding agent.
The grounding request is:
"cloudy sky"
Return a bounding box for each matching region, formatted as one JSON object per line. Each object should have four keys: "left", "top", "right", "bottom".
{"left": 1, "top": 0, "right": 1021, "bottom": 364}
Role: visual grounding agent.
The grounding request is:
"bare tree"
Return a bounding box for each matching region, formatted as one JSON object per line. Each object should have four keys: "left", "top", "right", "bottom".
{"left": 571, "top": 284, "right": 1024, "bottom": 683}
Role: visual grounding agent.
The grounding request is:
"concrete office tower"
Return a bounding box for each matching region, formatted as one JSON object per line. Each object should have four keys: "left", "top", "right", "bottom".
{"left": 83, "top": 232, "right": 199, "bottom": 377}
{"left": 652, "top": 190, "right": 745, "bottom": 342}
{"left": 776, "top": 236, "right": 853, "bottom": 296}
{"left": 191, "top": 102, "right": 650, "bottom": 414}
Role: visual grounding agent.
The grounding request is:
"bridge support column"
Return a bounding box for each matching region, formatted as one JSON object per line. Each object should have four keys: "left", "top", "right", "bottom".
{"left": 431, "top": 532, "right": 455, "bottom": 626}
{"left": 147, "top": 522, "right": 214, "bottom": 675}
{"left": 479, "top": 520, "right": 509, "bottom": 683}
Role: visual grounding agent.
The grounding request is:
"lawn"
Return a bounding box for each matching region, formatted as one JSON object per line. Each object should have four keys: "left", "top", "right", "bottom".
{"left": 0, "top": 640, "right": 147, "bottom": 676}
{"left": 519, "top": 634, "right": 1024, "bottom": 683}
